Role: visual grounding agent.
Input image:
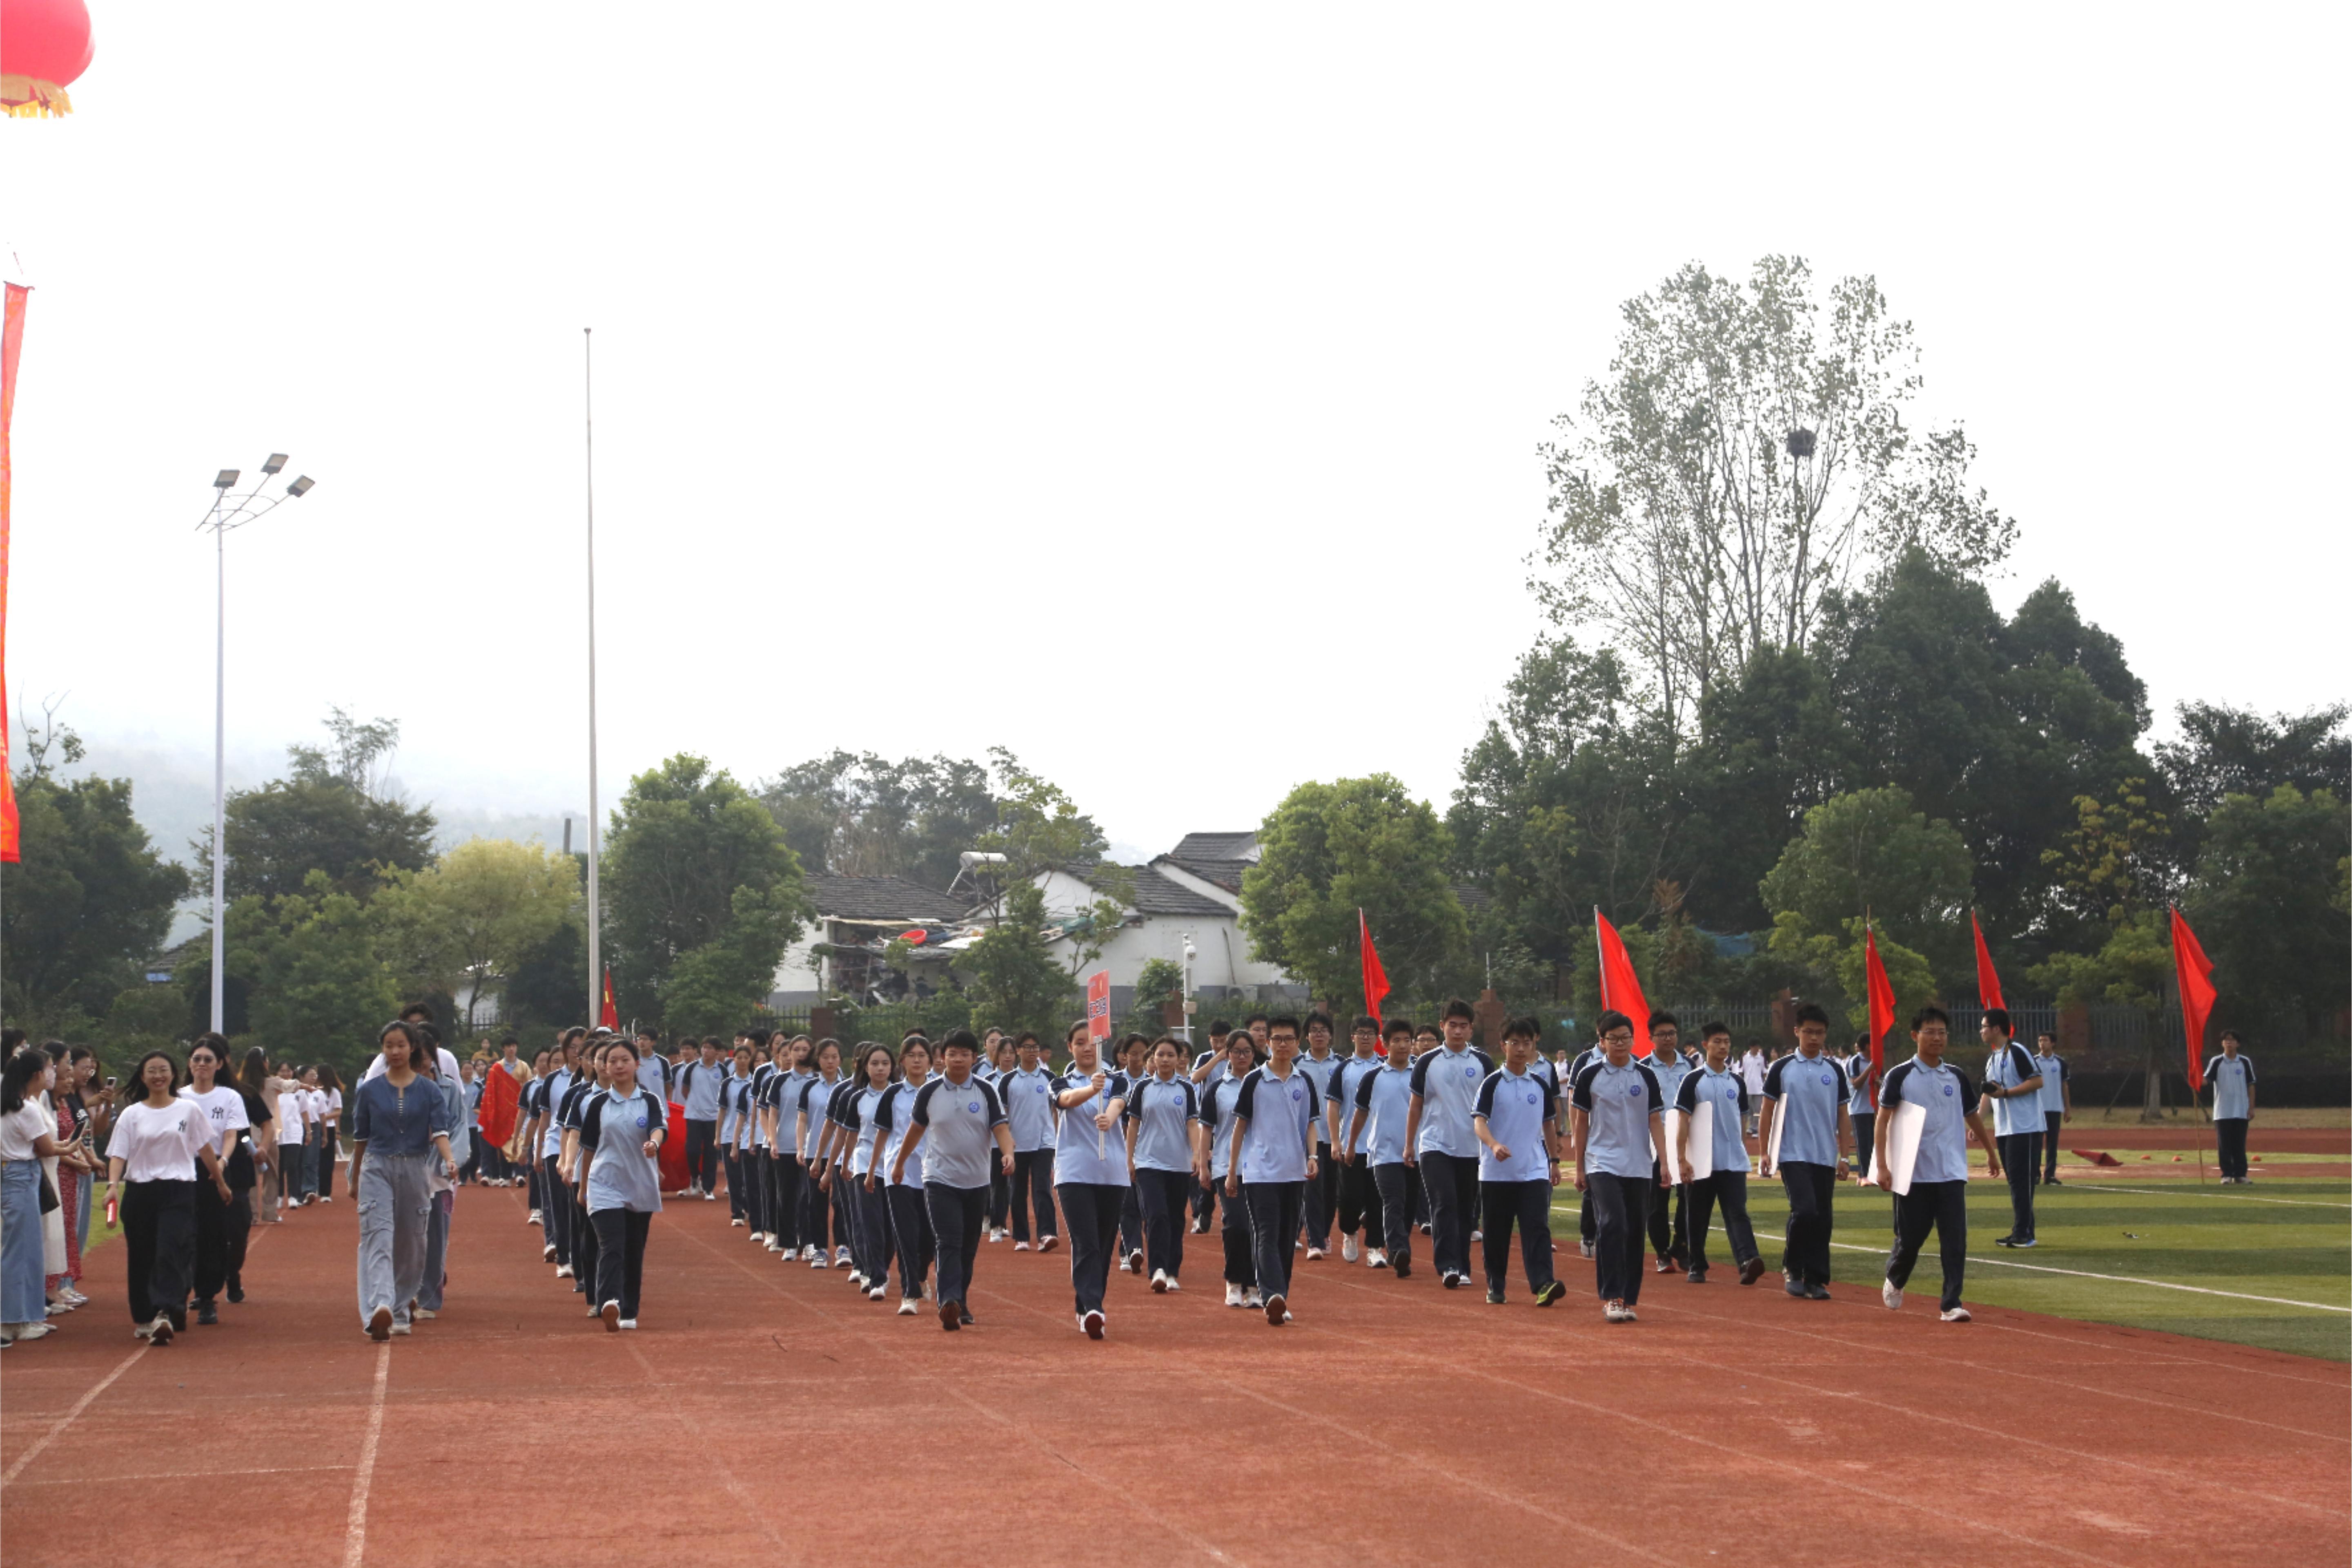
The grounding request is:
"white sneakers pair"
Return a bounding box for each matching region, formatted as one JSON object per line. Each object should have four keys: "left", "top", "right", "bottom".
{"left": 1879, "top": 1279, "right": 1971, "bottom": 1321}
{"left": 1602, "top": 1299, "right": 1638, "bottom": 1323}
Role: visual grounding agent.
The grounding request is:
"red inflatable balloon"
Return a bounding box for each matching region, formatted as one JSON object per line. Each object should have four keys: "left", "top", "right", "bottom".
{"left": 2, "top": 0, "right": 95, "bottom": 118}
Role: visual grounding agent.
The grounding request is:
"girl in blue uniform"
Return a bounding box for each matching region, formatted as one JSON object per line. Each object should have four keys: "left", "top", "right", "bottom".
{"left": 579, "top": 1040, "right": 666, "bottom": 1330}
{"left": 871, "top": 1038, "right": 935, "bottom": 1314}
{"left": 1113, "top": 1034, "right": 1152, "bottom": 1275}
{"left": 831, "top": 1043, "right": 897, "bottom": 1300}
{"left": 1125, "top": 1037, "right": 1200, "bottom": 1293}
{"left": 1051, "top": 1027, "right": 1129, "bottom": 1339}
{"left": 795, "top": 1040, "right": 844, "bottom": 1266}
{"left": 1200, "top": 1031, "right": 1258, "bottom": 1307}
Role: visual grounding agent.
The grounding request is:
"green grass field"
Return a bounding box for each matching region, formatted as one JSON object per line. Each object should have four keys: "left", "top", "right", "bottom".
{"left": 1556, "top": 1175, "right": 2352, "bottom": 1361}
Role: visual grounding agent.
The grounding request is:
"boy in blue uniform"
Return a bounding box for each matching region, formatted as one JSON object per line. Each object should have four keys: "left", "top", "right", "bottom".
{"left": 891, "top": 1029, "right": 1015, "bottom": 1331}
{"left": 1644, "top": 1013, "right": 1692, "bottom": 1274}
{"left": 1225, "top": 1017, "right": 1321, "bottom": 1325}
{"left": 1570, "top": 1010, "right": 1666, "bottom": 1322}
{"left": 1757, "top": 1002, "right": 1851, "bottom": 1299}
{"left": 1405, "top": 999, "right": 1496, "bottom": 1290}
{"left": 1876, "top": 1006, "right": 2002, "bottom": 1322}
{"left": 1329, "top": 1016, "right": 1387, "bottom": 1266}
{"left": 1295, "top": 1012, "right": 1342, "bottom": 1259}
{"left": 2205, "top": 1031, "right": 2256, "bottom": 1183}
{"left": 1977, "top": 1008, "right": 2044, "bottom": 1247}
{"left": 1675, "top": 1022, "right": 1766, "bottom": 1286}
{"left": 1472, "top": 1017, "right": 1566, "bottom": 1307}
{"left": 1345, "top": 1020, "right": 1420, "bottom": 1279}
{"left": 2034, "top": 1031, "right": 2069, "bottom": 1185}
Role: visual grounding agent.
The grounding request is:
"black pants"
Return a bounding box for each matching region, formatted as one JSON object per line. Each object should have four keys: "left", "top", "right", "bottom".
{"left": 1419, "top": 1151, "right": 1480, "bottom": 1279}
{"left": 1587, "top": 1172, "right": 1652, "bottom": 1304}
{"left": 773, "top": 1154, "right": 803, "bottom": 1252}
{"left": 1372, "top": 1163, "right": 1416, "bottom": 1272}
{"left": 2043, "top": 1112, "right": 2064, "bottom": 1180}
{"left": 1480, "top": 1180, "right": 1556, "bottom": 1296}
{"left": 1648, "top": 1160, "right": 1686, "bottom": 1263}
{"left": 831, "top": 1172, "right": 853, "bottom": 1254}
{"left": 766, "top": 1151, "right": 786, "bottom": 1236}
{"left": 799, "top": 1154, "right": 834, "bottom": 1254}
{"left": 888, "top": 1183, "right": 934, "bottom": 1296}
{"left": 220, "top": 1182, "right": 254, "bottom": 1296}
{"left": 191, "top": 1174, "right": 237, "bottom": 1306}
{"left": 987, "top": 1163, "right": 1011, "bottom": 1230}
{"left": 570, "top": 1183, "right": 599, "bottom": 1294}
{"left": 2216, "top": 1118, "right": 2249, "bottom": 1180}
{"left": 684, "top": 1119, "right": 719, "bottom": 1195}
{"left": 589, "top": 1208, "right": 650, "bottom": 1318}
{"left": 1779, "top": 1160, "right": 1836, "bottom": 1286}
{"left": 541, "top": 1155, "right": 572, "bottom": 1265}
{"left": 1220, "top": 1176, "right": 1254, "bottom": 1285}
{"left": 925, "top": 1182, "right": 987, "bottom": 1309}
{"left": 1190, "top": 1165, "right": 1215, "bottom": 1228}
{"left": 743, "top": 1149, "right": 767, "bottom": 1232}
{"left": 1887, "top": 1178, "right": 1969, "bottom": 1311}
{"left": 1243, "top": 1180, "right": 1305, "bottom": 1301}
{"left": 1685, "top": 1170, "right": 1759, "bottom": 1275}
{"left": 121, "top": 1178, "right": 195, "bottom": 1327}
{"left": 724, "top": 1147, "right": 746, "bottom": 1219}
{"left": 1578, "top": 1185, "right": 1595, "bottom": 1243}
{"left": 853, "top": 1176, "right": 894, "bottom": 1286}
{"left": 1851, "top": 1112, "right": 1875, "bottom": 1180}
{"left": 1008, "top": 1149, "right": 1058, "bottom": 1242}
{"left": 1302, "top": 1148, "right": 1338, "bottom": 1247}
{"left": 1997, "top": 1132, "right": 2039, "bottom": 1241}
{"left": 527, "top": 1158, "right": 542, "bottom": 1214}
{"left": 1135, "top": 1167, "right": 1190, "bottom": 1280}
{"left": 1118, "top": 1184, "right": 1143, "bottom": 1258}
{"left": 1057, "top": 1182, "right": 1125, "bottom": 1317}
{"left": 1337, "top": 1156, "right": 1384, "bottom": 1250}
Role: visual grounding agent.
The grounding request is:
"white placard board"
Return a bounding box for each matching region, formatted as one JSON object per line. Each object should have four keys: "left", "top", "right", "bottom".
{"left": 1766, "top": 1092, "right": 1786, "bottom": 1172}
{"left": 1667, "top": 1101, "right": 1712, "bottom": 1183}
{"left": 1864, "top": 1098, "right": 1926, "bottom": 1194}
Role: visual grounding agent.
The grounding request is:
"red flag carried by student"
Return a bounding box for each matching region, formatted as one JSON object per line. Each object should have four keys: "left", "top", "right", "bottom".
{"left": 0, "top": 283, "right": 27, "bottom": 864}
{"left": 1357, "top": 909, "right": 1390, "bottom": 1025}
{"left": 1593, "top": 909, "right": 1653, "bottom": 1058}
{"left": 1864, "top": 923, "right": 1896, "bottom": 1111}
{"left": 2170, "top": 907, "right": 2216, "bottom": 1090}
{"left": 1971, "top": 910, "right": 2005, "bottom": 1011}
{"left": 477, "top": 1058, "right": 521, "bottom": 1149}
{"left": 599, "top": 967, "right": 619, "bottom": 1030}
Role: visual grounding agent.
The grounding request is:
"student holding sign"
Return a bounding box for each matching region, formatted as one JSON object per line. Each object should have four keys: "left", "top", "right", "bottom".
{"left": 1875, "top": 1006, "right": 2002, "bottom": 1323}
{"left": 1051, "top": 1027, "right": 1129, "bottom": 1339}
{"left": 1757, "top": 1004, "right": 1852, "bottom": 1300}
{"left": 1674, "top": 1023, "right": 1766, "bottom": 1286}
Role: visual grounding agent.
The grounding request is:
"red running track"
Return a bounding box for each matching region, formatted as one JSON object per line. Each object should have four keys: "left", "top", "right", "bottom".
{"left": 3, "top": 1181, "right": 2345, "bottom": 1567}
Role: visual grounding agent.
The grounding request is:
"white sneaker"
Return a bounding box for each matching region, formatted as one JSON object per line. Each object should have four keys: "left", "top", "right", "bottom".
{"left": 1603, "top": 1300, "right": 1629, "bottom": 1323}
{"left": 801, "top": 1245, "right": 817, "bottom": 1261}
{"left": 764, "top": 1239, "right": 782, "bottom": 1253}
{"left": 1471, "top": 1230, "right": 1483, "bottom": 1242}
{"left": 1940, "top": 1306, "right": 1972, "bottom": 1323}
{"left": 601, "top": 1301, "right": 621, "bottom": 1332}
{"left": 1882, "top": 1280, "right": 1904, "bottom": 1311}
{"left": 1037, "top": 1235, "right": 1058, "bottom": 1254}
{"left": 390, "top": 1320, "right": 412, "bottom": 1336}
{"left": 848, "top": 1271, "right": 866, "bottom": 1288}
{"left": 1118, "top": 1255, "right": 1131, "bottom": 1273}
{"left": 1014, "top": 1240, "right": 1030, "bottom": 1251}
{"left": 1081, "top": 1309, "right": 1105, "bottom": 1340}
{"left": 1164, "top": 1276, "right": 1180, "bottom": 1292}
{"left": 1225, "top": 1283, "right": 1246, "bottom": 1308}
{"left": 1305, "top": 1247, "right": 1325, "bottom": 1261}
{"left": 731, "top": 1217, "right": 746, "bottom": 1228}
{"left": 867, "top": 1285, "right": 886, "bottom": 1302}
{"left": 542, "top": 1244, "right": 557, "bottom": 1262}
{"left": 812, "top": 1255, "right": 830, "bottom": 1269}
{"left": 703, "top": 1190, "right": 715, "bottom": 1201}
{"left": 898, "top": 1298, "right": 919, "bottom": 1316}
{"left": 555, "top": 1264, "right": 574, "bottom": 1278}
{"left": 414, "top": 1308, "right": 437, "bottom": 1320}
{"left": 835, "top": 1247, "right": 853, "bottom": 1266}
{"left": 1152, "top": 1269, "right": 1170, "bottom": 1294}
{"left": 1367, "top": 1250, "right": 1389, "bottom": 1270}
{"left": 528, "top": 1209, "right": 541, "bottom": 1224}
{"left": 922, "top": 1281, "right": 935, "bottom": 1302}
{"left": 1263, "top": 1293, "right": 1287, "bottom": 1326}
{"left": 1578, "top": 1239, "right": 1595, "bottom": 1258}
{"left": 750, "top": 1231, "right": 767, "bottom": 1244}
{"left": 1342, "top": 1236, "right": 1359, "bottom": 1263}
{"left": 1242, "top": 1290, "right": 1263, "bottom": 1310}
{"left": 619, "top": 1318, "right": 638, "bottom": 1330}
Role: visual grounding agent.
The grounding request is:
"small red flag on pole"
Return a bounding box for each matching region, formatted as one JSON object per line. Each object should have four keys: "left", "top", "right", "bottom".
{"left": 1358, "top": 909, "right": 1390, "bottom": 1025}
{"left": 1593, "top": 909, "right": 1653, "bottom": 1058}
{"left": 0, "top": 283, "right": 27, "bottom": 864}
{"left": 599, "top": 967, "right": 619, "bottom": 1030}
{"left": 1971, "top": 910, "right": 2004, "bottom": 1011}
{"left": 1864, "top": 921, "right": 1895, "bottom": 1111}
{"left": 2170, "top": 907, "right": 2216, "bottom": 1091}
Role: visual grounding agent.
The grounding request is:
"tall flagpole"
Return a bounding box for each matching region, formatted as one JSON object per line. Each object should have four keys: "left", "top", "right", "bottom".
{"left": 584, "top": 327, "right": 601, "bottom": 1024}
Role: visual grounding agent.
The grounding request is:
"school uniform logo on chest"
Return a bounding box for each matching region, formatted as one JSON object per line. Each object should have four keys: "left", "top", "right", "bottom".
{"left": 1524, "top": 1091, "right": 1539, "bottom": 1106}
{"left": 1290, "top": 1085, "right": 1303, "bottom": 1101}
{"left": 1626, "top": 1083, "right": 1640, "bottom": 1097}
{"left": 1942, "top": 1084, "right": 1955, "bottom": 1097}
{"left": 1819, "top": 1073, "right": 1835, "bottom": 1087}
{"left": 1462, "top": 1064, "right": 1478, "bottom": 1081}
{"left": 634, "top": 1114, "right": 649, "bottom": 1129}
{"left": 966, "top": 1100, "right": 982, "bottom": 1114}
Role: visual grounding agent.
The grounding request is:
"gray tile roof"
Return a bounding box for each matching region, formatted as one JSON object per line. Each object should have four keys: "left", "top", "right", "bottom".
{"left": 1160, "top": 855, "right": 1251, "bottom": 894}
{"left": 1169, "top": 831, "right": 1258, "bottom": 862}
{"left": 1071, "top": 863, "right": 1234, "bottom": 918}
{"left": 803, "top": 873, "right": 971, "bottom": 924}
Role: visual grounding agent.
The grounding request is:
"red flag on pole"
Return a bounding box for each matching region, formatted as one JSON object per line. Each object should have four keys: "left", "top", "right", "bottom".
{"left": 1864, "top": 923, "right": 1895, "bottom": 1111}
{"left": 2170, "top": 907, "right": 2216, "bottom": 1091}
{"left": 1358, "top": 909, "right": 1390, "bottom": 1025}
{"left": 0, "top": 283, "right": 25, "bottom": 864}
{"left": 599, "top": 967, "right": 619, "bottom": 1030}
{"left": 1971, "top": 910, "right": 2005, "bottom": 1011}
{"left": 477, "top": 1059, "right": 521, "bottom": 1149}
{"left": 1593, "top": 909, "right": 1653, "bottom": 1058}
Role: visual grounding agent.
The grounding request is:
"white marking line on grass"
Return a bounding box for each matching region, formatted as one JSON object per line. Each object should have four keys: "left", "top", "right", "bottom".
{"left": 0, "top": 1343, "right": 145, "bottom": 1487}
{"left": 340, "top": 1342, "right": 390, "bottom": 1568}
{"left": 1815, "top": 1238, "right": 2352, "bottom": 1313}
{"left": 2074, "top": 1182, "right": 2352, "bottom": 1209}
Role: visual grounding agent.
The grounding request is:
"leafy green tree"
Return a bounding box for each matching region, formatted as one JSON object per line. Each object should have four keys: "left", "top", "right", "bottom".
{"left": 2156, "top": 702, "right": 2349, "bottom": 863}
{"left": 2182, "top": 786, "right": 2350, "bottom": 1033}
{"left": 189, "top": 871, "right": 401, "bottom": 1078}
{"left": 1245, "top": 776, "right": 1469, "bottom": 1015}
{"left": 202, "top": 769, "right": 436, "bottom": 904}
{"left": 758, "top": 751, "right": 1000, "bottom": 890}
{"left": 501, "top": 918, "right": 586, "bottom": 1041}
{"left": 2041, "top": 776, "right": 2171, "bottom": 929}
{"left": 1759, "top": 786, "right": 1973, "bottom": 978}
{"left": 370, "top": 838, "right": 582, "bottom": 1031}
{"left": 2029, "top": 911, "right": 2171, "bottom": 1013}
{"left": 1, "top": 768, "right": 190, "bottom": 1031}
{"left": 1768, "top": 915, "right": 1936, "bottom": 1033}
{"left": 603, "top": 755, "right": 808, "bottom": 1030}
{"left": 960, "top": 880, "right": 1079, "bottom": 1040}
{"left": 973, "top": 748, "right": 1110, "bottom": 880}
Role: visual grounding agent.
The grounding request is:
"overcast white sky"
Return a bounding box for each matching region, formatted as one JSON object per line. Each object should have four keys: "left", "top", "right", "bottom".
{"left": 8, "top": 4, "right": 2346, "bottom": 870}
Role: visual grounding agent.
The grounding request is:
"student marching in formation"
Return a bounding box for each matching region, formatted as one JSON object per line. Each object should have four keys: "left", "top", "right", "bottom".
{"left": 177, "top": 1036, "right": 250, "bottom": 1327}
{"left": 1570, "top": 1010, "right": 1666, "bottom": 1322}
{"left": 1675, "top": 1023, "right": 1766, "bottom": 1286}
{"left": 1876, "top": 1006, "right": 2002, "bottom": 1322}
{"left": 721, "top": 1041, "right": 755, "bottom": 1227}
{"left": 981, "top": 1036, "right": 1018, "bottom": 1241}
{"left": 1051, "top": 1021, "right": 1130, "bottom": 1338}
{"left": 828, "top": 1042, "right": 898, "bottom": 1299}
{"left": 577, "top": 1038, "right": 666, "bottom": 1330}
{"left": 556, "top": 1040, "right": 613, "bottom": 1310}
{"left": 1225, "top": 1016, "right": 1320, "bottom": 1326}
{"left": 1125, "top": 1037, "right": 1200, "bottom": 1293}
{"left": 530, "top": 1032, "right": 582, "bottom": 1274}
{"left": 1976, "top": 1009, "right": 2044, "bottom": 1247}
{"left": 1471, "top": 1017, "right": 1566, "bottom": 1306}
{"left": 1756, "top": 1004, "right": 1850, "bottom": 1300}
{"left": 1001, "top": 1033, "right": 1061, "bottom": 1253}
{"left": 1345, "top": 1018, "right": 1419, "bottom": 1278}
{"left": 2205, "top": 1029, "right": 2256, "bottom": 1182}
{"left": 1329, "top": 1016, "right": 1386, "bottom": 1267}
{"left": 2033, "top": 1031, "right": 2070, "bottom": 1185}
{"left": 795, "top": 1040, "right": 846, "bottom": 1265}
{"left": 1294, "top": 1013, "right": 1341, "bottom": 1259}
{"left": 1642, "top": 1014, "right": 1692, "bottom": 1274}
{"left": 1112, "top": 1034, "right": 1152, "bottom": 1275}
{"left": 677, "top": 1037, "right": 726, "bottom": 1201}
{"left": 1404, "top": 999, "right": 1492, "bottom": 1290}
{"left": 768, "top": 1035, "right": 816, "bottom": 1256}
{"left": 1200, "top": 1030, "right": 1258, "bottom": 1306}
{"left": 871, "top": 1036, "right": 936, "bottom": 1313}
{"left": 1843, "top": 1033, "right": 1878, "bottom": 1203}
{"left": 890, "top": 1029, "right": 1015, "bottom": 1330}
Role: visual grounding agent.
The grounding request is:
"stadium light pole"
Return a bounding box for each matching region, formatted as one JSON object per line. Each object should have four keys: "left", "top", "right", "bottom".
{"left": 583, "top": 328, "right": 601, "bottom": 1024}
{"left": 196, "top": 457, "right": 317, "bottom": 1032}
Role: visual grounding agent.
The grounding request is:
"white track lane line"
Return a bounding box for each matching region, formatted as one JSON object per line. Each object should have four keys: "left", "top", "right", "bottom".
{"left": 340, "top": 1341, "right": 391, "bottom": 1568}
{"left": 0, "top": 1343, "right": 145, "bottom": 1487}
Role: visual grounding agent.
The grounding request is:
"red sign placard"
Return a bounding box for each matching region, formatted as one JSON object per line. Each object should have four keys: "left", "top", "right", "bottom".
{"left": 1085, "top": 971, "right": 1112, "bottom": 1042}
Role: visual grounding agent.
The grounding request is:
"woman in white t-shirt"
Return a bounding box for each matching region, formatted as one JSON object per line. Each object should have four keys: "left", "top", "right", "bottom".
{"left": 277, "top": 1074, "right": 312, "bottom": 1214}
{"left": 2, "top": 1047, "right": 71, "bottom": 1345}
{"left": 315, "top": 1065, "right": 345, "bottom": 1203}
{"left": 178, "top": 1037, "right": 253, "bottom": 1326}
{"left": 108, "top": 1049, "right": 231, "bottom": 1344}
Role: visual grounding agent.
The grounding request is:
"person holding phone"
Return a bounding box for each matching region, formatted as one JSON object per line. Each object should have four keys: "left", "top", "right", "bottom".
{"left": 350, "top": 1021, "right": 458, "bottom": 1341}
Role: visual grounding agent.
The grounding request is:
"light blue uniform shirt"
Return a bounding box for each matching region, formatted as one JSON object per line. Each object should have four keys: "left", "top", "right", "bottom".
{"left": 637, "top": 1052, "right": 670, "bottom": 1106}
{"left": 1846, "top": 1051, "right": 1877, "bottom": 1114}
{"left": 581, "top": 1088, "right": 666, "bottom": 1214}
{"left": 747, "top": 1063, "right": 777, "bottom": 1147}
{"left": 1647, "top": 1054, "right": 1691, "bottom": 1121}
{"left": 1051, "top": 1067, "right": 1129, "bottom": 1186}
{"left": 1474, "top": 1065, "right": 1557, "bottom": 1183}
{"left": 1330, "top": 1056, "right": 1382, "bottom": 1155}
{"left": 719, "top": 1070, "right": 753, "bottom": 1144}
{"left": 841, "top": 1084, "right": 887, "bottom": 1176}
{"left": 1354, "top": 1065, "right": 1415, "bottom": 1166}
{"left": 1675, "top": 1066, "right": 1751, "bottom": 1173}
{"left": 909, "top": 1075, "right": 1006, "bottom": 1190}
{"left": 2207, "top": 1054, "right": 2255, "bottom": 1120}
{"left": 1572, "top": 1058, "right": 1664, "bottom": 1179}
{"left": 1233, "top": 1065, "right": 1318, "bottom": 1185}
{"left": 1883, "top": 1056, "right": 1978, "bottom": 1184}
{"left": 1296, "top": 1053, "right": 1340, "bottom": 1147}
{"left": 1982, "top": 1040, "right": 2042, "bottom": 1138}
{"left": 679, "top": 1060, "right": 725, "bottom": 1123}
{"left": 1125, "top": 1076, "right": 1200, "bottom": 1174}
{"left": 537, "top": 1067, "right": 576, "bottom": 1158}
{"left": 874, "top": 1079, "right": 926, "bottom": 1186}
{"left": 1409, "top": 1044, "right": 1497, "bottom": 1160}
{"left": 1763, "top": 1050, "right": 1849, "bottom": 1167}
{"left": 796, "top": 1074, "right": 841, "bottom": 1159}
{"left": 1204, "top": 1073, "right": 1247, "bottom": 1180}
{"left": 1002, "top": 1065, "right": 1059, "bottom": 1152}
{"left": 2034, "top": 1051, "right": 2067, "bottom": 1115}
